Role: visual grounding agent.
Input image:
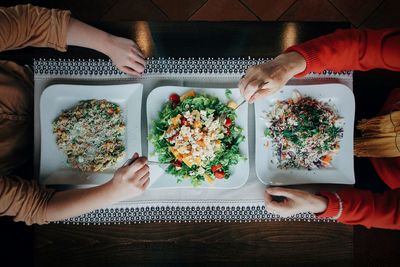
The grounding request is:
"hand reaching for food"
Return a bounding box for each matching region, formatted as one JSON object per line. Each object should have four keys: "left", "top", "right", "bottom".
{"left": 264, "top": 187, "right": 327, "bottom": 217}
{"left": 107, "top": 153, "right": 150, "bottom": 202}
{"left": 239, "top": 52, "right": 306, "bottom": 103}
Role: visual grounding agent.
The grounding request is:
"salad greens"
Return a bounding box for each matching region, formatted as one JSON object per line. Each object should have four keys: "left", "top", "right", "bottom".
{"left": 225, "top": 88, "right": 232, "bottom": 99}
{"left": 264, "top": 94, "right": 343, "bottom": 170}
{"left": 149, "top": 91, "right": 245, "bottom": 186}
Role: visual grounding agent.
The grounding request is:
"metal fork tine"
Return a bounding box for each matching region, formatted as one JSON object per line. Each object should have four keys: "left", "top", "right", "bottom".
{"left": 234, "top": 99, "right": 246, "bottom": 111}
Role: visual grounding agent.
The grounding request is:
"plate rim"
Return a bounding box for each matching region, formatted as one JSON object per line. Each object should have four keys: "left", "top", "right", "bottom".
{"left": 254, "top": 83, "right": 355, "bottom": 185}
{"left": 39, "top": 83, "right": 143, "bottom": 185}
{"left": 146, "top": 85, "right": 250, "bottom": 189}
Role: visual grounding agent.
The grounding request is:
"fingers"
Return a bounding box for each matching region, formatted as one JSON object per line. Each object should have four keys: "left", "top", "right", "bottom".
{"left": 121, "top": 54, "right": 145, "bottom": 76}
{"left": 120, "top": 48, "right": 145, "bottom": 76}
{"left": 239, "top": 72, "right": 272, "bottom": 103}
{"left": 264, "top": 190, "right": 293, "bottom": 217}
{"left": 239, "top": 76, "right": 247, "bottom": 98}
{"left": 130, "top": 53, "right": 146, "bottom": 68}
{"left": 131, "top": 46, "right": 145, "bottom": 59}
{"left": 141, "top": 177, "right": 150, "bottom": 190}
{"left": 249, "top": 89, "right": 270, "bottom": 104}
{"left": 242, "top": 79, "right": 261, "bottom": 102}
{"left": 138, "top": 173, "right": 150, "bottom": 187}
{"left": 265, "top": 187, "right": 297, "bottom": 199}
{"left": 120, "top": 66, "right": 141, "bottom": 77}
{"left": 123, "top": 156, "right": 147, "bottom": 174}
{"left": 264, "top": 189, "right": 273, "bottom": 204}
{"left": 129, "top": 47, "right": 145, "bottom": 64}
{"left": 130, "top": 164, "right": 150, "bottom": 182}
{"left": 127, "top": 57, "right": 145, "bottom": 73}
{"left": 111, "top": 38, "right": 146, "bottom": 76}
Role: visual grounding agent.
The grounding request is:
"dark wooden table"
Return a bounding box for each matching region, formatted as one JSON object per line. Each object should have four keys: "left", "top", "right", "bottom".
{"left": 6, "top": 21, "right": 400, "bottom": 267}
{"left": 30, "top": 21, "right": 355, "bottom": 267}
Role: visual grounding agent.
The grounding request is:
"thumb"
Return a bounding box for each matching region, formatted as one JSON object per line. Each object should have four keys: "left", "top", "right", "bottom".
{"left": 265, "top": 187, "right": 296, "bottom": 199}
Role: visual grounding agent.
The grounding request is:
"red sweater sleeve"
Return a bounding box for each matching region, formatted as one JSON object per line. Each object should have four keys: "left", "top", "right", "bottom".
{"left": 286, "top": 28, "right": 400, "bottom": 77}
{"left": 317, "top": 189, "right": 400, "bottom": 230}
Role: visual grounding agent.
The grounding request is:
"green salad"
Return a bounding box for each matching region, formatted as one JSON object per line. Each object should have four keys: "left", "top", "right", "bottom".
{"left": 149, "top": 90, "right": 245, "bottom": 186}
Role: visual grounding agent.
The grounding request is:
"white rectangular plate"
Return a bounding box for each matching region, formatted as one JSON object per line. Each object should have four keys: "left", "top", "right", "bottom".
{"left": 147, "top": 86, "right": 249, "bottom": 189}
{"left": 254, "top": 83, "right": 355, "bottom": 185}
{"left": 40, "top": 83, "right": 143, "bottom": 185}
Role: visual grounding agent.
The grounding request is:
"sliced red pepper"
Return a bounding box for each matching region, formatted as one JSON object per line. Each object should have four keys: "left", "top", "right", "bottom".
{"left": 211, "top": 164, "right": 223, "bottom": 173}
{"left": 226, "top": 128, "right": 231, "bottom": 136}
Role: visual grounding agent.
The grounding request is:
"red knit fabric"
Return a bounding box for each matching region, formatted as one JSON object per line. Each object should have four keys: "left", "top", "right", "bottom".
{"left": 286, "top": 29, "right": 400, "bottom": 229}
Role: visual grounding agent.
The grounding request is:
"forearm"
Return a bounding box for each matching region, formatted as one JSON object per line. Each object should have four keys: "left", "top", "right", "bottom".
{"left": 45, "top": 181, "right": 119, "bottom": 222}
{"left": 43, "top": 154, "right": 149, "bottom": 223}
{"left": 286, "top": 28, "right": 400, "bottom": 76}
{"left": 318, "top": 188, "right": 400, "bottom": 230}
{"left": 66, "top": 17, "right": 113, "bottom": 56}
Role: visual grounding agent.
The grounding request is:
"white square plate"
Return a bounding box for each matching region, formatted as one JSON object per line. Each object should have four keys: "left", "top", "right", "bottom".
{"left": 254, "top": 83, "right": 355, "bottom": 185}
{"left": 147, "top": 86, "right": 249, "bottom": 189}
{"left": 40, "top": 83, "right": 143, "bottom": 185}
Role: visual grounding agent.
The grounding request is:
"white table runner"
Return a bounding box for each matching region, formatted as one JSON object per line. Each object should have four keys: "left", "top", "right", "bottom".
{"left": 34, "top": 57, "right": 352, "bottom": 224}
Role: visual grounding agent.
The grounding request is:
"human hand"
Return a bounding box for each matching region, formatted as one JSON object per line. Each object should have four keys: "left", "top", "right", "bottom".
{"left": 107, "top": 153, "right": 149, "bottom": 202}
{"left": 104, "top": 35, "right": 146, "bottom": 77}
{"left": 239, "top": 52, "right": 306, "bottom": 103}
{"left": 264, "top": 187, "right": 327, "bottom": 217}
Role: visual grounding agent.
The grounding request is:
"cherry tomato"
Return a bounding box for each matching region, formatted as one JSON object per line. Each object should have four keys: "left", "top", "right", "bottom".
{"left": 214, "top": 171, "right": 225, "bottom": 179}
{"left": 225, "top": 118, "right": 232, "bottom": 128}
{"left": 169, "top": 93, "right": 180, "bottom": 105}
{"left": 211, "top": 164, "right": 223, "bottom": 173}
{"left": 172, "top": 160, "right": 182, "bottom": 168}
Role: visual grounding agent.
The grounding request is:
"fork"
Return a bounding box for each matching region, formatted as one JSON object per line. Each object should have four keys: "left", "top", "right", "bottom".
{"left": 233, "top": 99, "right": 246, "bottom": 111}
{"left": 123, "top": 158, "right": 169, "bottom": 167}
{"left": 219, "top": 99, "right": 246, "bottom": 123}
{"left": 147, "top": 160, "right": 170, "bottom": 167}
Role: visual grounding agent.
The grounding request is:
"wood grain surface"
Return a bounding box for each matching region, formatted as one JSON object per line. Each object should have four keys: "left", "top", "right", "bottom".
{"left": 25, "top": 21, "right": 354, "bottom": 267}
{"left": 34, "top": 221, "right": 352, "bottom": 267}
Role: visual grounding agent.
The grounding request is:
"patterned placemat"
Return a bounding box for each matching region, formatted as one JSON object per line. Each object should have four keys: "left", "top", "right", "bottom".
{"left": 34, "top": 57, "right": 352, "bottom": 224}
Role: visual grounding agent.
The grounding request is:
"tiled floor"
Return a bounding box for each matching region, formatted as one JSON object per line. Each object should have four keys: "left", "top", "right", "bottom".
{"left": 4, "top": 0, "right": 400, "bottom": 28}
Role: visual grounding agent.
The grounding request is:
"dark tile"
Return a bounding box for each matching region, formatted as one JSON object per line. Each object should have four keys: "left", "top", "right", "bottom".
{"left": 360, "top": 0, "right": 400, "bottom": 28}
{"left": 60, "top": 0, "right": 119, "bottom": 21}
{"left": 279, "top": 0, "right": 347, "bottom": 22}
{"left": 152, "top": 0, "right": 207, "bottom": 20}
{"left": 189, "top": 0, "right": 258, "bottom": 21}
{"left": 102, "top": 0, "right": 167, "bottom": 21}
{"left": 330, "top": 0, "right": 383, "bottom": 27}
{"left": 241, "top": 0, "right": 296, "bottom": 21}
